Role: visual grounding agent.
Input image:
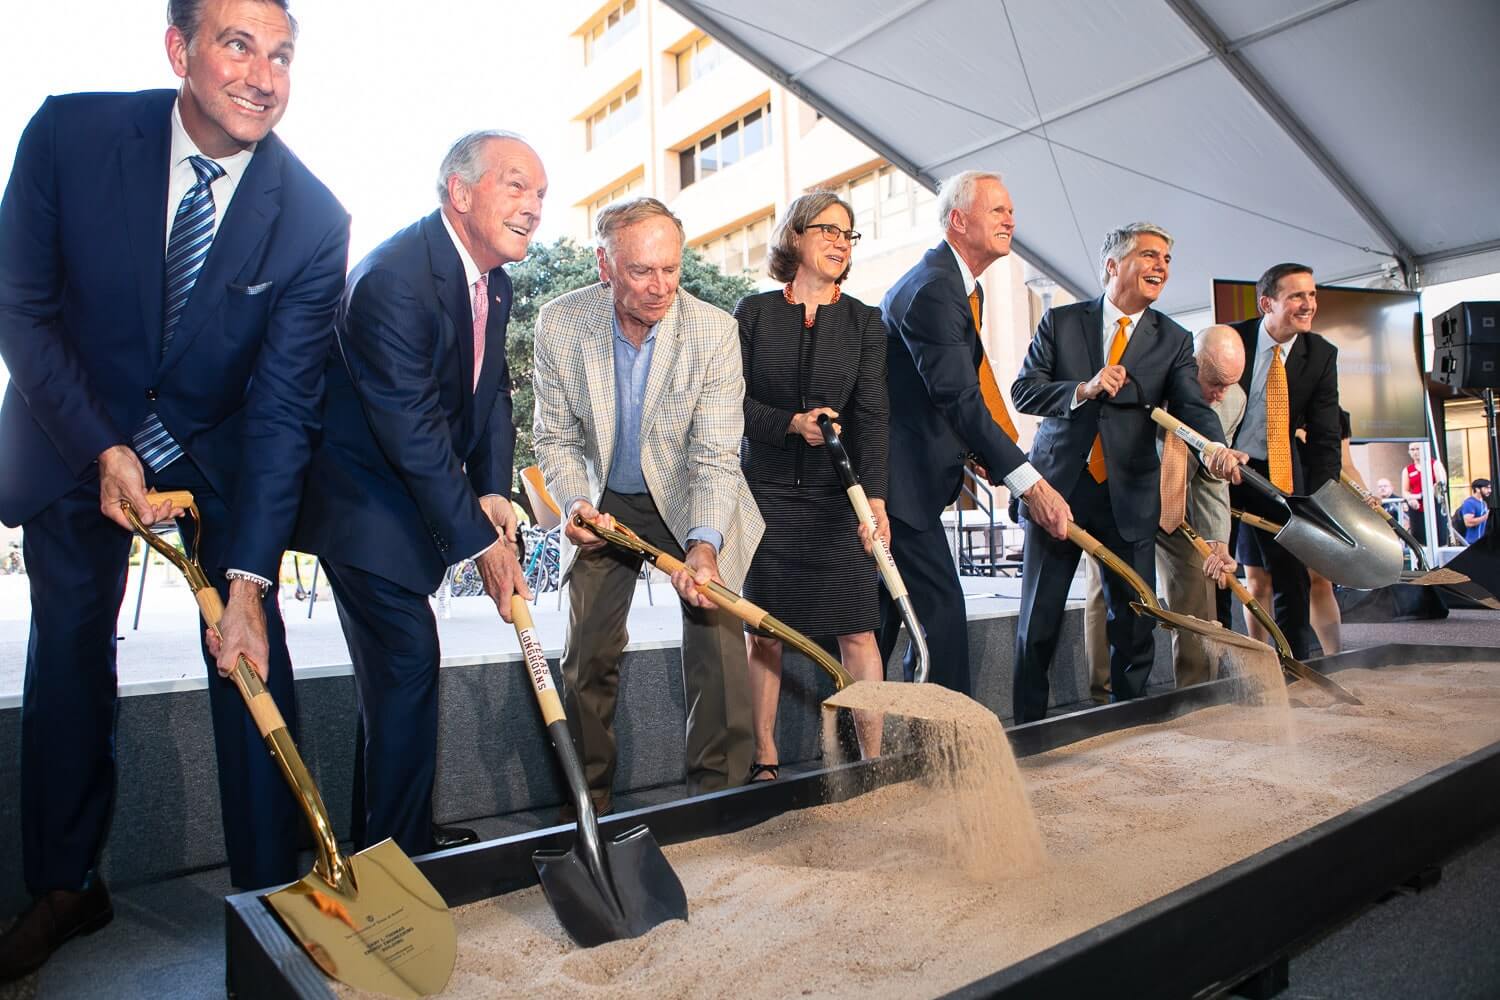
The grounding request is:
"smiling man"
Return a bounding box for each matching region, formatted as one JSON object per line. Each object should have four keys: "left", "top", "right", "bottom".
{"left": 878, "top": 170, "right": 1072, "bottom": 696}
{"left": 532, "top": 197, "right": 761, "bottom": 815}
{"left": 1228, "top": 263, "right": 1342, "bottom": 658}
{"left": 1009, "top": 223, "right": 1235, "bottom": 722}
{"left": 293, "top": 131, "right": 539, "bottom": 857}
{"left": 0, "top": 0, "right": 349, "bottom": 979}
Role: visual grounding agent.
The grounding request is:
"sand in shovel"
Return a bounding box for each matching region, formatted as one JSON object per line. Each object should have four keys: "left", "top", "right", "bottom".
{"left": 820, "top": 681, "right": 1046, "bottom": 880}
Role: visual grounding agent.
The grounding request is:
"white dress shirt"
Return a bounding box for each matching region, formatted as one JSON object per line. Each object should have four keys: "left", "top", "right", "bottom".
{"left": 165, "top": 102, "right": 254, "bottom": 252}
{"left": 947, "top": 243, "right": 1041, "bottom": 497}
{"left": 1238, "top": 319, "right": 1299, "bottom": 462}
{"left": 1071, "top": 296, "right": 1145, "bottom": 410}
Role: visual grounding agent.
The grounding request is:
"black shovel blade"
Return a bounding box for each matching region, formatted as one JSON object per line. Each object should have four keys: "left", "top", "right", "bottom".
{"left": 534, "top": 823, "right": 688, "bottom": 948}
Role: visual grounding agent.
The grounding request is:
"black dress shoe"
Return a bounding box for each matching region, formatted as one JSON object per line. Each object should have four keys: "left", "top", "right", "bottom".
{"left": 0, "top": 878, "right": 113, "bottom": 983}
{"left": 430, "top": 823, "right": 479, "bottom": 850}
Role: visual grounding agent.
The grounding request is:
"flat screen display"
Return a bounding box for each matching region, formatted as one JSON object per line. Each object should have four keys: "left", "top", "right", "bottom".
{"left": 1212, "top": 280, "right": 1424, "bottom": 441}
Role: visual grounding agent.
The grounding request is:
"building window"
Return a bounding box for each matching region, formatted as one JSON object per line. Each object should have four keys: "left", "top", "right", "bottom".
{"left": 583, "top": 0, "right": 638, "bottom": 64}
{"left": 586, "top": 176, "right": 645, "bottom": 234}
{"left": 827, "top": 163, "right": 930, "bottom": 243}
{"left": 586, "top": 84, "right": 641, "bottom": 150}
{"left": 695, "top": 213, "right": 774, "bottom": 276}
{"left": 675, "top": 35, "right": 724, "bottom": 91}
{"left": 678, "top": 103, "right": 772, "bottom": 191}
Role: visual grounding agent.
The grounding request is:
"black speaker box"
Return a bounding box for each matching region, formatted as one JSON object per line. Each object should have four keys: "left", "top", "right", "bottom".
{"left": 1433, "top": 300, "right": 1500, "bottom": 347}
{"left": 1431, "top": 301, "right": 1500, "bottom": 389}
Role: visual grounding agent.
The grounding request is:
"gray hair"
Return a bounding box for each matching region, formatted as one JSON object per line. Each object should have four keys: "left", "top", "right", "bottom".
{"left": 936, "top": 170, "right": 1004, "bottom": 230}
{"left": 594, "top": 197, "right": 686, "bottom": 255}
{"left": 1099, "top": 222, "right": 1174, "bottom": 286}
{"left": 436, "top": 130, "right": 528, "bottom": 204}
{"left": 767, "top": 190, "right": 855, "bottom": 284}
{"left": 169, "top": 0, "right": 297, "bottom": 43}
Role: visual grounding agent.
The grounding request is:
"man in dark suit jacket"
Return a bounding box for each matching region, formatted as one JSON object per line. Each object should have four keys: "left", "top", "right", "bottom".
{"left": 294, "top": 132, "right": 538, "bottom": 857}
{"left": 879, "top": 171, "right": 1071, "bottom": 694}
{"left": 0, "top": 0, "right": 347, "bottom": 978}
{"left": 1011, "top": 223, "right": 1238, "bottom": 723}
{"left": 1229, "top": 263, "right": 1341, "bottom": 659}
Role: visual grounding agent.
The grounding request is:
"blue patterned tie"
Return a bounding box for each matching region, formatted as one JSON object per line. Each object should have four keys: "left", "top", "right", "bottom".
{"left": 133, "top": 155, "right": 226, "bottom": 472}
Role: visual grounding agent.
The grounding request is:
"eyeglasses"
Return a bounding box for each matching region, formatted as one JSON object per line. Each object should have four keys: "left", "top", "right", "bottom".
{"left": 803, "top": 223, "right": 861, "bottom": 246}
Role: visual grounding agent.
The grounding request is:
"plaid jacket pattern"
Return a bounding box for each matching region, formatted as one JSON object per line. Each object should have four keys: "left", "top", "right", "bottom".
{"left": 533, "top": 283, "right": 764, "bottom": 588}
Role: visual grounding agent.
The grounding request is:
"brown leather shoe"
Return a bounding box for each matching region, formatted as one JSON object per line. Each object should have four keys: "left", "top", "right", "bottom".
{"left": 0, "top": 879, "right": 113, "bottom": 983}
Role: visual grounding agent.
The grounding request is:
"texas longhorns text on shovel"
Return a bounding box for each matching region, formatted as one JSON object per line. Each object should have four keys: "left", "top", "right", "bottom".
{"left": 1176, "top": 521, "right": 1361, "bottom": 705}
{"left": 576, "top": 515, "right": 855, "bottom": 689}
{"left": 817, "top": 413, "right": 931, "bottom": 683}
{"left": 509, "top": 596, "right": 687, "bottom": 947}
{"left": 1146, "top": 406, "right": 1403, "bottom": 588}
{"left": 124, "top": 492, "right": 454, "bottom": 999}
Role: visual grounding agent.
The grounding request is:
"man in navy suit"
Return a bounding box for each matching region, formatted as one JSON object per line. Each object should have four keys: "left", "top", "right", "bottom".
{"left": 878, "top": 171, "right": 1072, "bottom": 695}
{"left": 0, "top": 0, "right": 347, "bottom": 979}
{"left": 1010, "top": 223, "right": 1241, "bottom": 723}
{"left": 294, "top": 132, "right": 538, "bottom": 858}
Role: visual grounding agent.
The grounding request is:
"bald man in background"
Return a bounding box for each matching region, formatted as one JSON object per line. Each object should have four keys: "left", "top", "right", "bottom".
{"left": 1083, "top": 325, "right": 1247, "bottom": 689}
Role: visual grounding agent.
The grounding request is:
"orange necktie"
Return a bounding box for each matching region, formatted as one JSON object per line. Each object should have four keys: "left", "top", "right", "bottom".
{"left": 1266, "top": 344, "right": 1292, "bottom": 492}
{"left": 1158, "top": 431, "right": 1189, "bottom": 532}
{"left": 972, "top": 289, "right": 1019, "bottom": 443}
{"left": 1087, "top": 317, "right": 1131, "bottom": 483}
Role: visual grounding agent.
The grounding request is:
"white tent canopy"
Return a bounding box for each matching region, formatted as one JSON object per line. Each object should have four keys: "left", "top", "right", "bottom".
{"left": 662, "top": 0, "right": 1500, "bottom": 314}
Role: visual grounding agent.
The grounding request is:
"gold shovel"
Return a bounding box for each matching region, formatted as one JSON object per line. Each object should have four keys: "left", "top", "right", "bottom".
{"left": 1175, "top": 521, "right": 1361, "bottom": 705}
{"left": 124, "top": 491, "right": 455, "bottom": 999}
{"left": 574, "top": 515, "right": 853, "bottom": 689}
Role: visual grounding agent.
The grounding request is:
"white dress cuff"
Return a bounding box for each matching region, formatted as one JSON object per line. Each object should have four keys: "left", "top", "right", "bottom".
{"left": 1003, "top": 462, "right": 1042, "bottom": 497}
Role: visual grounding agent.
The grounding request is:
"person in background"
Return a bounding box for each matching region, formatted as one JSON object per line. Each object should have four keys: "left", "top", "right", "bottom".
{"left": 1402, "top": 441, "right": 1450, "bottom": 547}
{"left": 0, "top": 0, "right": 348, "bottom": 979}
{"left": 533, "top": 198, "right": 759, "bottom": 814}
{"left": 1459, "top": 478, "right": 1492, "bottom": 544}
{"left": 878, "top": 170, "right": 1072, "bottom": 696}
{"left": 734, "top": 191, "right": 890, "bottom": 780}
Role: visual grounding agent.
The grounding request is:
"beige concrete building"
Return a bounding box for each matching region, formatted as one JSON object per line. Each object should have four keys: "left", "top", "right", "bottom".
{"left": 558, "top": 0, "right": 1073, "bottom": 445}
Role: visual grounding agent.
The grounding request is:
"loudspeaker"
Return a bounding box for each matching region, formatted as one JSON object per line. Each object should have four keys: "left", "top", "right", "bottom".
{"left": 1432, "top": 301, "right": 1500, "bottom": 389}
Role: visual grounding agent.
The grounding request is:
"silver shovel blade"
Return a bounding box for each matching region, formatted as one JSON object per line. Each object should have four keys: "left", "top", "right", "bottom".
{"left": 1275, "top": 480, "right": 1404, "bottom": 589}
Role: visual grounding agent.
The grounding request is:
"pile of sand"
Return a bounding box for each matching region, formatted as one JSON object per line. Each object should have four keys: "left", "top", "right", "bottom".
{"left": 336, "top": 659, "right": 1500, "bottom": 1000}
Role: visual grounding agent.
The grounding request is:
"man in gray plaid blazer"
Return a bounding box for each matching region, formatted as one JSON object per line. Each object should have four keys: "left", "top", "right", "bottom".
{"left": 533, "top": 198, "right": 761, "bottom": 809}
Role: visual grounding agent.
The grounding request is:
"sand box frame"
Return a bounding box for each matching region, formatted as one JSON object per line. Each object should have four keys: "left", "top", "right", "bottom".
{"left": 225, "top": 644, "right": 1500, "bottom": 999}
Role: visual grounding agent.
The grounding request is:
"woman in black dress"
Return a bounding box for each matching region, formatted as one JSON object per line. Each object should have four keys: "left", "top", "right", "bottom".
{"left": 735, "top": 190, "right": 890, "bottom": 780}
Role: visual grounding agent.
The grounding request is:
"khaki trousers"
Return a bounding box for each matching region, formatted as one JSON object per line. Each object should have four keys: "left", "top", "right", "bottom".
{"left": 561, "top": 490, "right": 753, "bottom": 809}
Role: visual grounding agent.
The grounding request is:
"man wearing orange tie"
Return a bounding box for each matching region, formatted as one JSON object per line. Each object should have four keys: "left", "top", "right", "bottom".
{"left": 878, "top": 171, "right": 1072, "bottom": 695}
{"left": 1229, "top": 263, "right": 1342, "bottom": 659}
{"left": 1011, "top": 223, "right": 1239, "bottom": 723}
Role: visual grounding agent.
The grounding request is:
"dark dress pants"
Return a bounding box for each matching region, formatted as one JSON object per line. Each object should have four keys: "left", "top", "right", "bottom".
{"left": 561, "top": 490, "right": 752, "bottom": 808}
{"left": 1232, "top": 459, "right": 1315, "bottom": 659}
{"left": 878, "top": 515, "right": 971, "bottom": 695}
{"left": 20, "top": 458, "right": 300, "bottom": 893}
{"left": 320, "top": 559, "right": 441, "bottom": 857}
{"left": 1013, "top": 476, "right": 1156, "bottom": 724}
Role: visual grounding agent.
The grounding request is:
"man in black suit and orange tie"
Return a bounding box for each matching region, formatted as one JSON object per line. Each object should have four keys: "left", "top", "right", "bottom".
{"left": 0, "top": 0, "right": 348, "bottom": 977}
{"left": 1229, "top": 263, "right": 1341, "bottom": 659}
{"left": 294, "top": 131, "right": 539, "bottom": 858}
{"left": 878, "top": 171, "right": 1072, "bottom": 695}
{"left": 1010, "top": 223, "right": 1242, "bottom": 723}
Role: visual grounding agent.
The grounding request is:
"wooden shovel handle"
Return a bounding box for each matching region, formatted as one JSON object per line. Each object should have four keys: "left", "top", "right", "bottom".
{"left": 1178, "top": 522, "right": 1255, "bottom": 604}
{"left": 145, "top": 489, "right": 196, "bottom": 509}
{"left": 1065, "top": 522, "right": 1160, "bottom": 610}
{"left": 1148, "top": 407, "right": 1224, "bottom": 458}
{"left": 512, "top": 596, "right": 566, "bottom": 727}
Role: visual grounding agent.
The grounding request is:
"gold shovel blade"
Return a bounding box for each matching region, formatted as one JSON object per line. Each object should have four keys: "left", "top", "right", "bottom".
{"left": 266, "top": 839, "right": 456, "bottom": 999}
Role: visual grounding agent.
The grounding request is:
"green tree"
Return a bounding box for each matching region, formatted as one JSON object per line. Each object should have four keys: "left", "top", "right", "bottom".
{"left": 503, "top": 238, "right": 759, "bottom": 485}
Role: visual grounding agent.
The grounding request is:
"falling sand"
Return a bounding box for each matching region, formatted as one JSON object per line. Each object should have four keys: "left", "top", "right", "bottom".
{"left": 335, "top": 659, "right": 1500, "bottom": 1000}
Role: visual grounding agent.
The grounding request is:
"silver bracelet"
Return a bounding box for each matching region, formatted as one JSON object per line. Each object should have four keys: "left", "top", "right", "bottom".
{"left": 225, "top": 570, "right": 271, "bottom": 597}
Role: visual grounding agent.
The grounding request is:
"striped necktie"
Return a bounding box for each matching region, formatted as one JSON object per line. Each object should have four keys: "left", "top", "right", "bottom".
{"left": 133, "top": 155, "right": 226, "bottom": 472}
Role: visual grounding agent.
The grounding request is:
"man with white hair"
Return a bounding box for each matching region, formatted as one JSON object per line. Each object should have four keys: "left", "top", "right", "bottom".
{"left": 878, "top": 171, "right": 1072, "bottom": 696}
{"left": 294, "top": 130, "right": 540, "bottom": 856}
{"left": 1011, "top": 224, "right": 1240, "bottom": 722}
{"left": 533, "top": 197, "right": 759, "bottom": 810}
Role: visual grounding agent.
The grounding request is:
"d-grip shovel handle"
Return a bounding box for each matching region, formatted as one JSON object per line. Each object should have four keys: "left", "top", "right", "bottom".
{"left": 130, "top": 491, "right": 350, "bottom": 892}
{"left": 816, "top": 414, "right": 905, "bottom": 600}
{"left": 575, "top": 516, "right": 854, "bottom": 689}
